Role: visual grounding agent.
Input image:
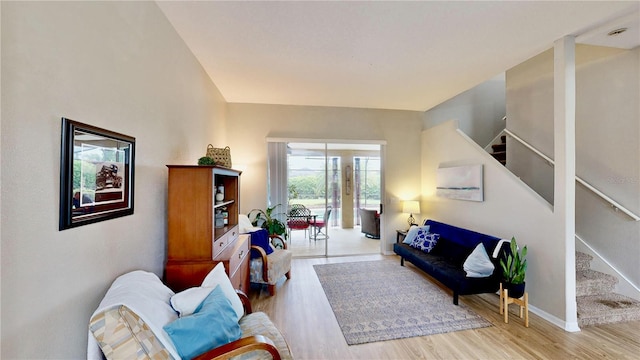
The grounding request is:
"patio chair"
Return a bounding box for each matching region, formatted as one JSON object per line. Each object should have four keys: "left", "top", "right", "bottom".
{"left": 286, "top": 204, "right": 311, "bottom": 240}
{"left": 310, "top": 206, "right": 332, "bottom": 240}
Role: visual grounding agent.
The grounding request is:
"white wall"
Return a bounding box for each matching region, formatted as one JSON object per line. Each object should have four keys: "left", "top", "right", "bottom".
{"left": 507, "top": 45, "right": 640, "bottom": 289}
{"left": 226, "top": 103, "right": 423, "bottom": 253}
{"left": 505, "top": 48, "right": 556, "bottom": 203}
{"left": 421, "top": 120, "right": 569, "bottom": 323}
{"left": 575, "top": 46, "right": 640, "bottom": 287}
{"left": 423, "top": 74, "right": 506, "bottom": 148}
{"left": 1, "top": 2, "right": 227, "bottom": 358}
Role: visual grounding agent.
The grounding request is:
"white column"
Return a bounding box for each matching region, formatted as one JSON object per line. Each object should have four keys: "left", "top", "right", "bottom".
{"left": 554, "top": 36, "right": 579, "bottom": 331}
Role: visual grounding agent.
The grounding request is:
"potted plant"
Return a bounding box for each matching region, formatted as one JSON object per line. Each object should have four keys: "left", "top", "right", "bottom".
{"left": 248, "top": 204, "right": 287, "bottom": 241}
{"left": 197, "top": 156, "right": 216, "bottom": 166}
{"left": 500, "top": 236, "right": 528, "bottom": 299}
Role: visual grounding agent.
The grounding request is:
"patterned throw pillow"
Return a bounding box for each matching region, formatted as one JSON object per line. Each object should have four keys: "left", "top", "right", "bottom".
{"left": 409, "top": 231, "right": 440, "bottom": 253}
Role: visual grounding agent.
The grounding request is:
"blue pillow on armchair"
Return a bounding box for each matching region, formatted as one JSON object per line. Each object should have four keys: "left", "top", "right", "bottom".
{"left": 163, "top": 285, "right": 241, "bottom": 359}
{"left": 250, "top": 229, "right": 274, "bottom": 259}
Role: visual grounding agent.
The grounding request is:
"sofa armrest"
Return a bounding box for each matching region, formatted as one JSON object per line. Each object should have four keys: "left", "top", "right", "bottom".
{"left": 192, "top": 335, "right": 281, "bottom": 360}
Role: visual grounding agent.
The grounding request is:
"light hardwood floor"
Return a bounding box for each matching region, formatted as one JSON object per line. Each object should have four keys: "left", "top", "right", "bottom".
{"left": 287, "top": 226, "right": 381, "bottom": 257}
{"left": 248, "top": 255, "right": 640, "bottom": 360}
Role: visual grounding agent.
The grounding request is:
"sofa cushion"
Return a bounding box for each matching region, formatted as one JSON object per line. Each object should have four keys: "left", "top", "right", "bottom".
{"left": 163, "top": 285, "right": 242, "bottom": 359}
{"left": 402, "top": 225, "right": 430, "bottom": 244}
{"left": 425, "top": 219, "right": 501, "bottom": 255}
{"left": 463, "top": 243, "right": 495, "bottom": 278}
{"left": 409, "top": 231, "right": 439, "bottom": 253}
{"left": 430, "top": 238, "right": 474, "bottom": 267}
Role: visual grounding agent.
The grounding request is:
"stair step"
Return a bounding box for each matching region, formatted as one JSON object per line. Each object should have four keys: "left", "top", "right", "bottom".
{"left": 576, "top": 252, "right": 593, "bottom": 272}
{"left": 578, "top": 293, "right": 640, "bottom": 327}
{"left": 501, "top": 135, "right": 506, "bottom": 143}
{"left": 491, "top": 143, "right": 506, "bottom": 152}
{"left": 576, "top": 269, "right": 618, "bottom": 296}
{"left": 491, "top": 151, "right": 506, "bottom": 161}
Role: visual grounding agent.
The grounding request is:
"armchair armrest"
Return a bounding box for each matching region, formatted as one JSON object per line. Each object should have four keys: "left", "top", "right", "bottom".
{"left": 251, "top": 245, "right": 270, "bottom": 282}
{"left": 235, "top": 289, "right": 252, "bottom": 315}
{"left": 269, "top": 234, "right": 287, "bottom": 249}
{"left": 192, "top": 335, "right": 281, "bottom": 360}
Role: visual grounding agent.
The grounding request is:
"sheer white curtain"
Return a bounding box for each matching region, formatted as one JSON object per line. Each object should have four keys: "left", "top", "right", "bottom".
{"left": 267, "top": 142, "right": 288, "bottom": 221}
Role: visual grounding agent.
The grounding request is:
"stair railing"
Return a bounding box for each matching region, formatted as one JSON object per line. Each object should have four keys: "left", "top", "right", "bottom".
{"left": 503, "top": 128, "right": 640, "bottom": 222}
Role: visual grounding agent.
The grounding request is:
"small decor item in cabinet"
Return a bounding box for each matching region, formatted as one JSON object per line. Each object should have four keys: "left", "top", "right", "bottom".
{"left": 215, "top": 210, "right": 224, "bottom": 228}
{"left": 206, "top": 145, "right": 232, "bottom": 168}
{"left": 215, "top": 187, "right": 224, "bottom": 204}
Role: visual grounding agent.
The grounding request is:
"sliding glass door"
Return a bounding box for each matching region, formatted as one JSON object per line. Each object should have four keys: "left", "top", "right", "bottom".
{"left": 267, "top": 140, "right": 383, "bottom": 257}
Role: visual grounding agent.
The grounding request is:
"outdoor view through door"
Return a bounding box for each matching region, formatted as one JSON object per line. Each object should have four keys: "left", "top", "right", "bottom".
{"left": 269, "top": 141, "right": 382, "bottom": 257}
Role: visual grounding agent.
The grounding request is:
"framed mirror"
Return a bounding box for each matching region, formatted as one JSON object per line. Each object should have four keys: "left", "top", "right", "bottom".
{"left": 59, "top": 118, "right": 135, "bottom": 230}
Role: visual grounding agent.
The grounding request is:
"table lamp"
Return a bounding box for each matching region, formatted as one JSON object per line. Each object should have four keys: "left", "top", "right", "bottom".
{"left": 402, "top": 200, "right": 420, "bottom": 227}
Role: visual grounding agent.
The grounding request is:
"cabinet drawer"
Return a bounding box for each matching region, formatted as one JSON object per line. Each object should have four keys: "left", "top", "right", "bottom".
{"left": 228, "top": 235, "right": 250, "bottom": 291}
{"left": 229, "top": 260, "right": 248, "bottom": 292}
{"left": 228, "top": 234, "right": 249, "bottom": 277}
{"left": 212, "top": 225, "right": 239, "bottom": 259}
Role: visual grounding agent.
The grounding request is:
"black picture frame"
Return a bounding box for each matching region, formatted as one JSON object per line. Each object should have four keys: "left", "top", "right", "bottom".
{"left": 59, "top": 118, "right": 135, "bottom": 230}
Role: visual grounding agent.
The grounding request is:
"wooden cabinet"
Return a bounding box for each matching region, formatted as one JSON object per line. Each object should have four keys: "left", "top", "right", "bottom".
{"left": 164, "top": 165, "right": 249, "bottom": 293}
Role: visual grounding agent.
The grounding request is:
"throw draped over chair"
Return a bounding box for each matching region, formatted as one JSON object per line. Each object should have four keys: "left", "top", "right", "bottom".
{"left": 310, "top": 206, "right": 332, "bottom": 240}
{"left": 286, "top": 204, "right": 311, "bottom": 240}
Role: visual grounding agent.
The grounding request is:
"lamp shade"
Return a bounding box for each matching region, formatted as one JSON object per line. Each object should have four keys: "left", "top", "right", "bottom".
{"left": 402, "top": 200, "right": 420, "bottom": 215}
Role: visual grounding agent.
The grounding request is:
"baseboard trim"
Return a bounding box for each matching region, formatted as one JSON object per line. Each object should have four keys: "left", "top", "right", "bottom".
{"left": 528, "top": 304, "right": 581, "bottom": 332}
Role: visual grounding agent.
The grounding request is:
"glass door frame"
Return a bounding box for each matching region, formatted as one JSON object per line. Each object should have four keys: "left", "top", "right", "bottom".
{"left": 267, "top": 137, "right": 386, "bottom": 257}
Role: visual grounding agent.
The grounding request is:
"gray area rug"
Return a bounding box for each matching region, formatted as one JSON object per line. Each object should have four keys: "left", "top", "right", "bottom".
{"left": 313, "top": 259, "right": 492, "bottom": 345}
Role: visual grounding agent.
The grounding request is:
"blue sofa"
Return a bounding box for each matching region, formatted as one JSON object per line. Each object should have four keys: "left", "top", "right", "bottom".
{"left": 393, "top": 219, "right": 509, "bottom": 305}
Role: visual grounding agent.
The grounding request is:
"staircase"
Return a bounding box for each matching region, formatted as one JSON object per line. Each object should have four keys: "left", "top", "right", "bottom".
{"left": 490, "top": 135, "right": 506, "bottom": 165}
{"left": 576, "top": 252, "right": 640, "bottom": 327}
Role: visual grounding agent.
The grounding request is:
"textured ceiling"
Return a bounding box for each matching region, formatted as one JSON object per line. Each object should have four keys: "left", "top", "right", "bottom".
{"left": 157, "top": 1, "right": 639, "bottom": 112}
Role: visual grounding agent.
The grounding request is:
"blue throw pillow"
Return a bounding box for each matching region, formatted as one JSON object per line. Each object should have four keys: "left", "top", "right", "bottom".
{"left": 402, "top": 225, "right": 430, "bottom": 245}
{"left": 250, "top": 229, "right": 274, "bottom": 259}
{"left": 410, "top": 231, "right": 440, "bottom": 253}
{"left": 163, "top": 285, "right": 241, "bottom": 359}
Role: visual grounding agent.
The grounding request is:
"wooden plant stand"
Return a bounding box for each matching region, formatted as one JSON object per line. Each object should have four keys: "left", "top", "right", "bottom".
{"left": 499, "top": 282, "right": 529, "bottom": 327}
